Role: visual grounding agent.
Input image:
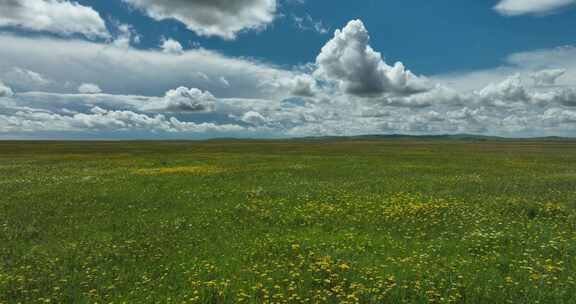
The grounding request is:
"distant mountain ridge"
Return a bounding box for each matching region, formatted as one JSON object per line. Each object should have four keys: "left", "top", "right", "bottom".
{"left": 290, "top": 134, "right": 574, "bottom": 142}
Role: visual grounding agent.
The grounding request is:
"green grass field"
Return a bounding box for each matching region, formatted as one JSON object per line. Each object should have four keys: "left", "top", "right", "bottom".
{"left": 1, "top": 139, "right": 576, "bottom": 303}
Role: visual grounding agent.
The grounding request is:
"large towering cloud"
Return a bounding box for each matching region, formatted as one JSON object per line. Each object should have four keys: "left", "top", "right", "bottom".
{"left": 122, "top": 0, "right": 277, "bottom": 39}
{"left": 0, "top": 0, "right": 109, "bottom": 38}
{"left": 315, "top": 20, "right": 430, "bottom": 97}
{"left": 494, "top": 0, "right": 576, "bottom": 16}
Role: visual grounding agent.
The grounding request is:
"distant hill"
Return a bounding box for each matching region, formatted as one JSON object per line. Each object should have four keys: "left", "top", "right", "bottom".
{"left": 290, "top": 134, "right": 574, "bottom": 142}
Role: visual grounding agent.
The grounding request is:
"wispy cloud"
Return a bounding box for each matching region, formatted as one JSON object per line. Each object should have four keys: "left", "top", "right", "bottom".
{"left": 292, "top": 14, "right": 329, "bottom": 34}
{"left": 494, "top": 0, "right": 576, "bottom": 16}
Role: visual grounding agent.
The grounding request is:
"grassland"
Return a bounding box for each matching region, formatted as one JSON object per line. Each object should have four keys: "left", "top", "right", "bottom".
{"left": 1, "top": 139, "right": 576, "bottom": 303}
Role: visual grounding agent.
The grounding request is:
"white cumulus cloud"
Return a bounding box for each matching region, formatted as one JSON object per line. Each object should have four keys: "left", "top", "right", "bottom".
{"left": 476, "top": 74, "right": 529, "bottom": 106}
{"left": 241, "top": 111, "right": 267, "bottom": 125}
{"left": 161, "top": 38, "right": 184, "bottom": 55}
{"left": 121, "top": 0, "right": 277, "bottom": 39}
{"left": 78, "top": 83, "right": 102, "bottom": 94}
{"left": 0, "top": 0, "right": 109, "bottom": 38}
{"left": 161, "top": 87, "right": 216, "bottom": 112}
{"left": 315, "top": 20, "right": 431, "bottom": 97}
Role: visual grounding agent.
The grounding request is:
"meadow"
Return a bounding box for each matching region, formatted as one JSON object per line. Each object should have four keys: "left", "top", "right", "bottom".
{"left": 0, "top": 139, "right": 575, "bottom": 303}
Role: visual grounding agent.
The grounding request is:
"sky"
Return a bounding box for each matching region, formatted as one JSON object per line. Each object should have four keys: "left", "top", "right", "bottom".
{"left": 0, "top": 0, "right": 575, "bottom": 139}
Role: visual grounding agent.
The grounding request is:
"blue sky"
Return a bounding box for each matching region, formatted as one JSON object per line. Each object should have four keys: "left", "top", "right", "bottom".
{"left": 1, "top": 0, "right": 576, "bottom": 138}
{"left": 72, "top": 0, "right": 576, "bottom": 74}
